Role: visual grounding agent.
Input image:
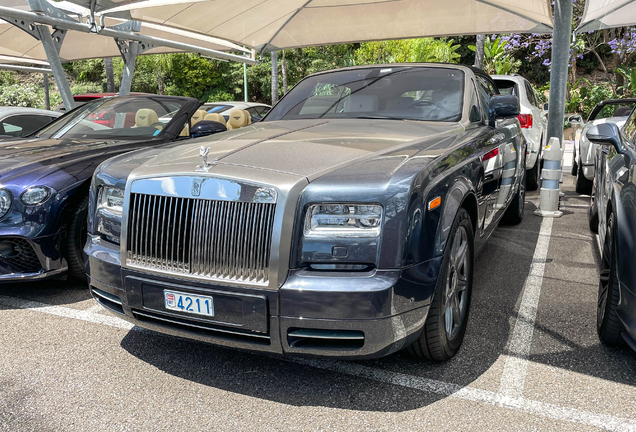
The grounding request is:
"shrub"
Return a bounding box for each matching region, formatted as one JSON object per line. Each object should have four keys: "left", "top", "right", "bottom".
{"left": 0, "top": 84, "right": 44, "bottom": 108}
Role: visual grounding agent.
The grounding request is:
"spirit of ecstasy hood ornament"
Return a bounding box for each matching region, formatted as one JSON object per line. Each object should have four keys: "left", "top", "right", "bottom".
{"left": 195, "top": 146, "right": 212, "bottom": 172}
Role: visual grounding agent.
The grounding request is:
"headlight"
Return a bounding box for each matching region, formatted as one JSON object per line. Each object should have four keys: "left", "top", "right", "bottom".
{"left": 99, "top": 186, "right": 124, "bottom": 214}
{"left": 0, "top": 189, "right": 12, "bottom": 218}
{"left": 20, "top": 186, "right": 51, "bottom": 205}
{"left": 304, "top": 204, "right": 382, "bottom": 238}
{"left": 96, "top": 186, "right": 124, "bottom": 244}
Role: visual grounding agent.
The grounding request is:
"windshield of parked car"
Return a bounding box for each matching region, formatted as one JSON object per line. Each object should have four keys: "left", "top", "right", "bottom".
{"left": 264, "top": 67, "right": 465, "bottom": 122}
{"left": 205, "top": 105, "right": 233, "bottom": 114}
{"left": 35, "top": 96, "right": 187, "bottom": 140}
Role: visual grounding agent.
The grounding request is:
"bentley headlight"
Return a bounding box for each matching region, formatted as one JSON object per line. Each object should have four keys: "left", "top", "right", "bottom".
{"left": 96, "top": 186, "right": 124, "bottom": 244}
{"left": 21, "top": 186, "right": 51, "bottom": 205}
{"left": 0, "top": 189, "right": 12, "bottom": 218}
{"left": 304, "top": 204, "right": 382, "bottom": 238}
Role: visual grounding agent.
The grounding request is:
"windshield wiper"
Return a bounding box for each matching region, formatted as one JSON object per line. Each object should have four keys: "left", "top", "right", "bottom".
{"left": 353, "top": 116, "right": 406, "bottom": 121}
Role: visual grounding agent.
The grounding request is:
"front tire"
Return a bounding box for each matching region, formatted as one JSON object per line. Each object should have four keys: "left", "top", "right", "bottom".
{"left": 65, "top": 196, "right": 89, "bottom": 281}
{"left": 597, "top": 212, "right": 624, "bottom": 345}
{"left": 576, "top": 163, "right": 593, "bottom": 195}
{"left": 408, "top": 207, "right": 474, "bottom": 361}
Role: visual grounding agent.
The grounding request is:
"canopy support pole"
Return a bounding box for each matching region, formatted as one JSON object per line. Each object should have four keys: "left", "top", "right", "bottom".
{"left": 36, "top": 26, "right": 75, "bottom": 110}
{"left": 244, "top": 63, "right": 248, "bottom": 102}
{"left": 546, "top": 0, "right": 573, "bottom": 144}
{"left": 43, "top": 73, "right": 50, "bottom": 110}
{"left": 116, "top": 34, "right": 154, "bottom": 95}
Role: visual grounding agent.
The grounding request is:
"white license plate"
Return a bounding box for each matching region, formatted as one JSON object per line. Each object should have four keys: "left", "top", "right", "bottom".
{"left": 164, "top": 290, "right": 214, "bottom": 317}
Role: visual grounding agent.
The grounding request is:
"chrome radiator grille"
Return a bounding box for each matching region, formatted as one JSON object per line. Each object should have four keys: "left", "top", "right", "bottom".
{"left": 126, "top": 193, "right": 276, "bottom": 284}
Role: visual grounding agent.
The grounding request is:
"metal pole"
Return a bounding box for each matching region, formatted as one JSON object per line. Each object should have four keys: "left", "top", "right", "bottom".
{"left": 271, "top": 51, "right": 278, "bottom": 105}
{"left": 118, "top": 41, "right": 139, "bottom": 95}
{"left": 43, "top": 73, "right": 50, "bottom": 110}
{"left": 474, "top": 34, "right": 486, "bottom": 70}
{"left": 0, "top": 6, "right": 257, "bottom": 65}
{"left": 243, "top": 63, "right": 248, "bottom": 102}
{"left": 0, "top": 64, "right": 52, "bottom": 73}
{"left": 36, "top": 26, "right": 75, "bottom": 110}
{"left": 546, "top": 0, "right": 573, "bottom": 144}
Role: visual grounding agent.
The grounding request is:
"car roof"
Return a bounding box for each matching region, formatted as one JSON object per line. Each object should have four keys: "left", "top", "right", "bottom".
{"left": 305, "top": 63, "right": 484, "bottom": 79}
{"left": 0, "top": 107, "right": 61, "bottom": 117}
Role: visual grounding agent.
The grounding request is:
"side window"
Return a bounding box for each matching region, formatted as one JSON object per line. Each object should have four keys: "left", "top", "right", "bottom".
{"left": 1, "top": 114, "right": 55, "bottom": 137}
{"left": 477, "top": 76, "right": 498, "bottom": 97}
{"left": 469, "top": 79, "right": 482, "bottom": 123}
{"left": 623, "top": 111, "right": 636, "bottom": 143}
{"left": 245, "top": 107, "right": 259, "bottom": 118}
{"left": 525, "top": 82, "right": 537, "bottom": 107}
{"left": 475, "top": 79, "right": 491, "bottom": 123}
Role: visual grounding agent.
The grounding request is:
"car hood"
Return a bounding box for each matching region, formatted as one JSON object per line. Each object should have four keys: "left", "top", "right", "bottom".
{"left": 136, "top": 119, "right": 464, "bottom": 181}
{"left": 0, "top": 136, "right": 148, "bottom": 186}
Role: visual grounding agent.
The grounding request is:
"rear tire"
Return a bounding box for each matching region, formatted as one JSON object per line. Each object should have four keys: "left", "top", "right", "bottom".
{"left": 588, "top": 189, "right": 599, "bottom": 233}
{"left": 571, "top": 147, "right": 578, "bottom": 176}
{"left": 408, "top": 207, "right": 474, "bottom": 361}
{"left": 576, "top": 163, "right": 593, "bottom": 195}
{"left": 526, "top": 159, "right": 540, "bottom": 191}
{"left": 503, "top": 168, "right": 526, "bottom": 225}
{"left": 597, "top": 213, "right": 624, "bottom": 345}
{"left": 65, "top": 195, "right": 89, "bottom": 281}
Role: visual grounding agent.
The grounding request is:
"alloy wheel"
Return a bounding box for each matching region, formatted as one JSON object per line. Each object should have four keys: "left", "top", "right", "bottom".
{"left": 444, "top": 225, "right": 470, "bottom": 341}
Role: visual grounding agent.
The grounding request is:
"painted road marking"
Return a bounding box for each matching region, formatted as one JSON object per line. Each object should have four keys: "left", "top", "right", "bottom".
{"left": 499, "top": 217, "right": 554, "bottom": 397}
{"left": 1, "top": 294, "right": 635, "bottom": 431}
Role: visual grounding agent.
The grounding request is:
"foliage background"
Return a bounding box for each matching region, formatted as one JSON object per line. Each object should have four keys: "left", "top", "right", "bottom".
{"left": 1, "top": 0, "right": 635, "bottom": 119}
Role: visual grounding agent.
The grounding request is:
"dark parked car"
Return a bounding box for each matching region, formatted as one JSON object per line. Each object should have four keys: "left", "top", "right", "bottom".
{"left": 0, "top": 107, "right": 60, "bottom": 138}
{"left": 588, "top": 109, "right": 636, "bottom": 352}
{"left": 0, "top": 95, "right": 224, "bottom": 282}
{"left": 86, "top": 64, "right": 525, "bottom": 361}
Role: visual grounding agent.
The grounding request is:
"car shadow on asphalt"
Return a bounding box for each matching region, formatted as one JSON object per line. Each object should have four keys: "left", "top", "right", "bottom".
{"left": 118, "top": 202, "right": 544, "bottom": 412}
{"left": 0, "top": 277, "right": 91, "bottom": 307}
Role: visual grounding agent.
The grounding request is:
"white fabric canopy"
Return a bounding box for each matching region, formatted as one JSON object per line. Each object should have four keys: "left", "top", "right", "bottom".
{"left": 0, "top": 0, "right": 249, "bottom": 63}
{"left": 78, "top": 0, "right": 554, "bottom": 53}
{"left": 578, "top": 0, "right": 636, "bottom": 32}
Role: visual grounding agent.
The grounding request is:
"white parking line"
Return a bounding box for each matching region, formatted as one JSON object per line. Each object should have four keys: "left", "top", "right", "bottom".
{"left": 499, "top": 217, "right": 554, "bottom": 397}
{"left": 1, "top": 293, "right": 636, "bottom": 431}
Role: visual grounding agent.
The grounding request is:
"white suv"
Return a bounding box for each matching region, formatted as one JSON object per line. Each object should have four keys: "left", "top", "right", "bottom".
{"left": 492, "top": 75, "right": 548, "bottom": 190}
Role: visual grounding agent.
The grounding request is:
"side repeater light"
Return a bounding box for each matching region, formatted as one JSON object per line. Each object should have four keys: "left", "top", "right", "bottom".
{"left": 428, "top": 196, "right": 442, "bottom": 211}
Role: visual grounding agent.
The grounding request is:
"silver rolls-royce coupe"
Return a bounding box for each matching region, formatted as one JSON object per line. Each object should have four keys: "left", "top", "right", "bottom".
{"left": 85, "top": 64, "right": 525, "bottom": 361}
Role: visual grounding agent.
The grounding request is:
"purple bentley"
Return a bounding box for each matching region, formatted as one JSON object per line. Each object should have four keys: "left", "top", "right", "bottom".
{"left": 0, "top": 95, "right": 223, "bottom": 281}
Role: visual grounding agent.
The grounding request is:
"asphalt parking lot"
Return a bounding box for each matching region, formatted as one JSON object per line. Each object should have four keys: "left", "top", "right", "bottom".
{"left": 1, "top": 142, "right": 635, "bottom": 432}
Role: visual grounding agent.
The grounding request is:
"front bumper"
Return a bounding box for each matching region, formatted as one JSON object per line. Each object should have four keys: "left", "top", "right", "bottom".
{"left": 0, "top": 234, "right": 67, "bottom": 282}
{"left": 86, "top": 239, "right": 438, "bottom": 359}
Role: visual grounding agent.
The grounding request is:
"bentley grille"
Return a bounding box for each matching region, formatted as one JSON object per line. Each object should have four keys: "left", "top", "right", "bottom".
{"left": 126, "top": 193, "right": 276, "bottom": 284}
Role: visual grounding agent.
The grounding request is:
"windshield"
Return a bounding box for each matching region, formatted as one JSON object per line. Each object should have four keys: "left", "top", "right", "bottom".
{"left": 206, "top": 105, "right": 233, "bottom": 114}
{"left": 36, "top": 96, "right": 187, "bottom": 140}
{"left": 264, "top": 67, "right": 465, "bottom": 122}
{"left": 589, "top": 102, "right": 636, "bottom": 121}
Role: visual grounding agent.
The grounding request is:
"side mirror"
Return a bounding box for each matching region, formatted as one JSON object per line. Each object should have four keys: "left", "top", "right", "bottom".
{"left": 586, "top": 123, "right": 622, "bottom": 153}
{"left": 489, "top": 95, "right": 519, "bottom": 127}
{"left": 568, "top": 114, "right": 583, "bottom": 125}
{"left": 190, "top": 120, "right": 227, "bottom": 138}
{"left": 542, "top": 102, "right": 549, "bottom": 111}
